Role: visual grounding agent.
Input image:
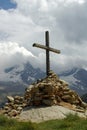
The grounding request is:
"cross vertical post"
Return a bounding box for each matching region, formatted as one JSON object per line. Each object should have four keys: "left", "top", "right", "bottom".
{"left": 33, "top": 31, "right": 61, "bottom": 76}
{"left": 45, "top": 31, "right": 50, "bottom": 76}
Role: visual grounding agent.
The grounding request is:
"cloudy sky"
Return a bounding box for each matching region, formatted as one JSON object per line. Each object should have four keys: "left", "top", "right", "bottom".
{"left": 0, "top": 0, "right": 87, "bottom": 73}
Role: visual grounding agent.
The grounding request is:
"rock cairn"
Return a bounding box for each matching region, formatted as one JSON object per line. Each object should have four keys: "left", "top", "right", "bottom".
{"left": 3, "top": 71, "right": 87, "bottom": 117}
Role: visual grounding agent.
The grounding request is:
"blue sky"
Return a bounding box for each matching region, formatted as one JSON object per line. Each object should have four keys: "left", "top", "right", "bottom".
{"left": 0, "top": 0, "right": 87, "bottom": 72}
{"left": 0, "top": 0, "right": 16, "bottom": 10}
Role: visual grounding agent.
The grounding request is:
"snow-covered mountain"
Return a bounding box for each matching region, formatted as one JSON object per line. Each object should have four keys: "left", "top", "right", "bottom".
{"left": 0, "top": 62, "right": 45, "bottom": 94}
{"left": 0, "top": 62, "right": 45, "bottom": 106}
{"left": 0, "top": 63, "right": 87, "bottom": 95}
{"left": 2, "top": 62, "right": 45, "bottom": 84}
{"left": 59, "top": 68, "right": 87, "bottom": 95}
{"left": 0, "top": 62, "right": 87, "bottom": 106}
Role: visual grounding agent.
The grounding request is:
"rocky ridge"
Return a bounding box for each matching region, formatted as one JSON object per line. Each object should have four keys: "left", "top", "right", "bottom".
{"left": 2, "top": 71, "right": 87, "bottom": 117}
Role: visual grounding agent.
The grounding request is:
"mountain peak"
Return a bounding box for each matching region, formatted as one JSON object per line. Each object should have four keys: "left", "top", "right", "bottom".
{"left": 2, "top": 71, "right": 87, "bottom": 119}
{"left": 0, "top": 62, "right": 87, "bottom": 107}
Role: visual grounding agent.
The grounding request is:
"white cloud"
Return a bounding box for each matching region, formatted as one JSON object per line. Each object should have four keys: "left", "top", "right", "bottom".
{"left": 66, "top": 0, "right": 85, "bottom": 4}
{"left": 0, "top": 0, "right": 87, "bottom": 73}
{"left": 0, "top": 42, "right": 34, "bottom": 56}
{"left": 0, "top": 41, "right": 87, "bottom": 73}
{"left": 0, "top": 42, "right": 35, "bottom": 71}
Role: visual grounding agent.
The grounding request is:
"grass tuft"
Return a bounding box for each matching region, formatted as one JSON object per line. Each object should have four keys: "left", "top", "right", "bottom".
{"left": 0, "top": 114, "right": 87, "bottom": 130}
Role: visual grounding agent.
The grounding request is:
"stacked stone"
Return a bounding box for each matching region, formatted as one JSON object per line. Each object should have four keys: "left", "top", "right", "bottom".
{"left": 3, "top": 96, "right": 25, "bottom": 117}
{"left": 24, "top": 71, "right": 86, "bottom": 109}
{"left": 3, "top": 71, "right": 87, "bottom": 117}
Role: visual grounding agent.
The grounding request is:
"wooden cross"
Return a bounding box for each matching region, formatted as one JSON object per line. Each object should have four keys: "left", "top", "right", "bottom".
{"left": 33, "top": 31, "right": 61, "bottom": 76}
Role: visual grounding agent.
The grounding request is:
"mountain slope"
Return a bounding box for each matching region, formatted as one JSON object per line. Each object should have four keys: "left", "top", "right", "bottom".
{"left": 1, "top": 62, "right": 45, "bottom": 84}
{"left": 81, "top": 93, "right": 87, "bottom": 103}
{"left": 0, "top": 62, "right": 87, "bottom": 106}
{"left": 59, "top": 68, "right": 87, "bottom": 95}
{"left": 0, "top": 62, "right": 45, "bottom": 106}
{"left": 0, "top": 64, "right": 87, "bottom": 95}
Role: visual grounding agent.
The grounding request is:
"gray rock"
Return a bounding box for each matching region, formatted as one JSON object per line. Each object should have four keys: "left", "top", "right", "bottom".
{"left": 7, "top": 96, "right": 14, "bottom": 102}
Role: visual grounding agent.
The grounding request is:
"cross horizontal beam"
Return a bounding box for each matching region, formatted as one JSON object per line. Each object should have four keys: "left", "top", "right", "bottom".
{"left": 33, "top": 43, "right": 61, "bottom": 54}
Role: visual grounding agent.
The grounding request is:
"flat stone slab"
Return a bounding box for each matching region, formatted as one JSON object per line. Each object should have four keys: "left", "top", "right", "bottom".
{"left": 17, "top": 106, "right": 86, "bottom": 123}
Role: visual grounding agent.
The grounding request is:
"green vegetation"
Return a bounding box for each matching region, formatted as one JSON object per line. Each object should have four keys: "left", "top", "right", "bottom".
{"left": 0, "top": 114, "right": 87, "bottom": 130}
{"left": 0, "top": 115, "right": 35, "bottom": 130}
